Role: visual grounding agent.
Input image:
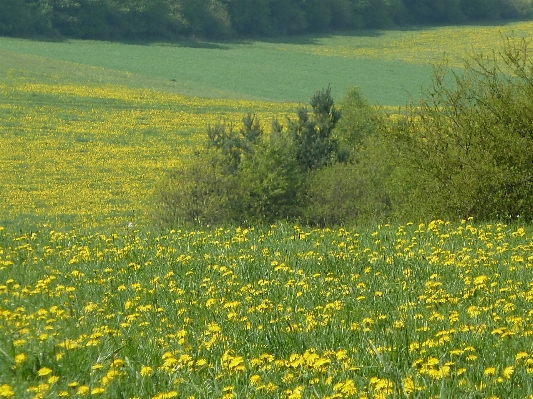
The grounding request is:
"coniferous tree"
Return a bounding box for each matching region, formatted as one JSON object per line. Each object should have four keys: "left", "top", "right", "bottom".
{"left": 289, "top": 86, "right": 342, "bottom": 171}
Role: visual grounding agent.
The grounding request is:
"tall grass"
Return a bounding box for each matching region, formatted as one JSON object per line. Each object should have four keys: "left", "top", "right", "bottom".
{"left": 1, "top": 221, "right": 533, "bottom": 398}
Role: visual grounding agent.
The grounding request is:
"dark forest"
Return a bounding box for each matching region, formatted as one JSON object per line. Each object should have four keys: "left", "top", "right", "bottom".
{"left": 1, "top": 0, "right": 532, "bottom": 40}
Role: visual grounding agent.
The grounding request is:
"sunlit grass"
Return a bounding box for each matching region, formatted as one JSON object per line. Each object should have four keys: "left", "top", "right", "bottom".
{"left": 0, "top": 79, "right": 296, "bottom": 229}
{"left": 2, "top": 21, "right": 533, "bottom": 399}
{"left": 2, "top": 21, "right": 531, "bottom": 229}
{"left": 279, "top": 20, "right": 533, "bottom": 66}
{"left": 1, "top": 221, "right": 533, "bottom": 398}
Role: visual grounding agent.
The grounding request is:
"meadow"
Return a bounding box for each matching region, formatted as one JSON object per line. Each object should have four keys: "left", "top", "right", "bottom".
{"left": 2, "top": 21, "right": 533, "bottom": 398}
{"left": 2, "top": 221, "right": 533, "bottom": 398}
{"left": 3, "top": 21, "right": 533, "bottom": 231}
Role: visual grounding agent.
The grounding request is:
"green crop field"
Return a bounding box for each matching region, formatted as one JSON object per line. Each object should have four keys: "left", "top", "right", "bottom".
{"left": 0, "top": 36, "right": 432, "bottom": 105}
{"left": 2, "top": 22, "right": 533, "bottom": 399}
{"left": 3, "top": 21, "right": 532, "bottom": 105}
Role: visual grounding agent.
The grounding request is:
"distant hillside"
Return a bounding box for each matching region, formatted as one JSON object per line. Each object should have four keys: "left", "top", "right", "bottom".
{"left": 1, "top": 0, "right": 532, "bottom": 40}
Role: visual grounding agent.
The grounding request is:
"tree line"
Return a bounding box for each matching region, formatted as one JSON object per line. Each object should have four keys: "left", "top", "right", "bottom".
{"left": 1, "top": 0, "right": 532, "bottom": 40}
{"left": 155, "top": 38, "right": 533, "bottom": 227}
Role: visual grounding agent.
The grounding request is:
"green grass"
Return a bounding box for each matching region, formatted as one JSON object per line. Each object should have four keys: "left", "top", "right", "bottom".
{"left": 3, "top": 22, "right": 533, "bottom": 399}
{"left": 0, "top": 72, "right": 296, "bottom": 231}
{"left": 0, "top": 36, "right": 433, "bottom": 106}
{"left": 1, "top": 221, "right": 533, "bottom": 398}
{"left": 3, "top": 21, "right": 533, "bottom": 106}
{"left": 2, "top": 21, "right": 533, "bottom": 230}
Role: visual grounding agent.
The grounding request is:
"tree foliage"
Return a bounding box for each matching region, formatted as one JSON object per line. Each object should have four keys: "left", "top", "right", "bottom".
{"left": 2, "top": 0, "right": 532, "bottom": 40}
{"left": 158, "top": 38, "right": 533, "bottom": 227}
{"left": 289, "top": 86, "right": 341, "bottom": 171}
{"left": 387, "top": 38, "right": 533, "bottom": 222}
{"left": 156, "top": 88, "right": 345, "bottom": 227}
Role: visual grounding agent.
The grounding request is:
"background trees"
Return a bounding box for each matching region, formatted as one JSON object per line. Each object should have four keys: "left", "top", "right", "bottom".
{"left": 2, "top": 0, "right": 532, "bottom": 40}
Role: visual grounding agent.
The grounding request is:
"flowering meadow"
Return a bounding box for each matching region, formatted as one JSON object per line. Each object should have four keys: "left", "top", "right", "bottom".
{"left": 0, "top": 77, "right": 296, "bottom": 229}
{"left": 1, "top": 220, "right": 533, "bottom": 398}
{"left": 3, "top": 22, "right": 533, "bottom": 398}
{"left": 280, "top": 20, "right": 533, "bottom": 67}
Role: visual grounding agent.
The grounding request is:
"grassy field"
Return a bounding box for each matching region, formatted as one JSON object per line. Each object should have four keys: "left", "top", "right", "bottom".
{"left": 2, "top": 20, "right": 533, "bottom": 231}
{"left": 2, "top": 21, "right": 533, "bottom": 399}
{"left": 0, "top": 70, "right": 295, "bottom": 230}
{"left": 0, "top": 37, "right": 433, "bottom": 105}
{"left": 2, "top": 221, "right": 533, "bottom": 398}
{"left": 2, "top": 21, "right": 532, "bottom": 104}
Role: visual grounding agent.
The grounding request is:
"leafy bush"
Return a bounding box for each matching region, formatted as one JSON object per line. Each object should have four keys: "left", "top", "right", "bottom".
{"left": 304, "top": 128, "right": 394, "bottom": 227}
{"left": 156, "top": 89, "right": 346, "bottom": 227}
{"left": 155, "top": 86, "right": 395, "bottom": 228}
{"left": 387, "top": 38, "right": 533, "bottom": 222}
{"left": 289, "top": 86, "right": 342, "bottom": 171}
{"left": 236, "top": 126, "right": 304, "bottom": 223}
{"left": 333, "top": 86, "right": 380, "bottom": 161}
{"left": 154, "top": 148, "right": 237, "bottom": 227}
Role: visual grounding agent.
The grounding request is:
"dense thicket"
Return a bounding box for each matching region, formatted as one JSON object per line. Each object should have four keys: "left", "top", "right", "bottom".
{"left": 156, "top": 38, "right": 533, "bottom": 227}
{"left": 1, "top": 0, "right": 532, "bottom": 40}
{"left": 386, "top": 38, "right": 533, "bottom": 222}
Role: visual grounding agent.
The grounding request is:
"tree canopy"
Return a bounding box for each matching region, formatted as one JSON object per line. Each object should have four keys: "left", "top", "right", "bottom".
{"left": 1, "top": 0, "right": 532, "bottom": 40}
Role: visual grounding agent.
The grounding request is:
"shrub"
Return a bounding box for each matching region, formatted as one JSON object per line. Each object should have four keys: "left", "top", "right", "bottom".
{"left": 236, "top": 125, "right": 304, "bottom": 223}
{"left": 304, "top": 132, "right": 394, "bottom": 227}
{"left": 289, "top": 86, "right": 342, "bottom": 171}
{"left": 154, "top": 148, "right": 237, "bottom": 227}
{"left": 387, "top": 38, "right": 533, "bottom": 222}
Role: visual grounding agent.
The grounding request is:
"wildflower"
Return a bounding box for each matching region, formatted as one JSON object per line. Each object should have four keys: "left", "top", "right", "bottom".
{"left": 37, "top": 367, "right": 53, "bottom": 377}
{"left": 48, "top": 376, "right": 59, "bottom": 384}
{"left": 76, "top": 386, "right": 90, "bottom": 395}
{"left": 0, "top": 384, "right": 15, "bottom": 397}
{"left": 333, "top": 379, "right": 357, "bottom": 395}
{"left": 14, "top": 353, "right": 27, "bottom": 364}
{"left": 285, "top": 386, "right": 304, "bottom": 399}
{"left": 140, "top": 366, "right": 153, "bottom": 377}
{"left": 502, "top": 366, "right": 515, "bottom": 379}
{"left": 152, "top": 391, "right": 178, "bottom": 399}
{"left": 111, "top": 358, "right": 124, "bottom": 368}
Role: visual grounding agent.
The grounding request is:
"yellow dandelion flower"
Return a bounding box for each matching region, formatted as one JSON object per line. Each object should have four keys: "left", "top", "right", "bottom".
{"left": 14, "top": 353, "right": 27, "bottom": 366}
{"left": 111, "top": 358, "right": 125, "bottom": 368}
{"left": 484, "top": 367, "right": 497, "bottom": 376}
{"left": 37, "top": 367, "right": 53, "bottom": 377}
{"left": 502, "top": 366, "right": 515, "bottom": 379}
{"left": 47, "top": 376, "right": 59, "bottom": 384}
{"left": 91, "top": 387, "right": 105, "bottom": 395}
{"left": 140, "top": 366, "right": 153, "bottom": 377}
{"left": 76, "top": 386, "right": 90, "bottom": 395}
{"left": 0, "top": 384, "right": 15, "bottom": 398}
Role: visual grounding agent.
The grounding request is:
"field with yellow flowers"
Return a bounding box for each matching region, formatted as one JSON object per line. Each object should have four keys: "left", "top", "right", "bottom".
{"left": 3, "top": 21, "right": 533, "bottom": 398}
{"left": 2, "top": 220, "right": 533, "bottom": 398}
{"left": 0, "top": 60, "right": 297, "bottom": 230}
{"left": 3, "top": 20, "right": 533, "bottom": 231}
